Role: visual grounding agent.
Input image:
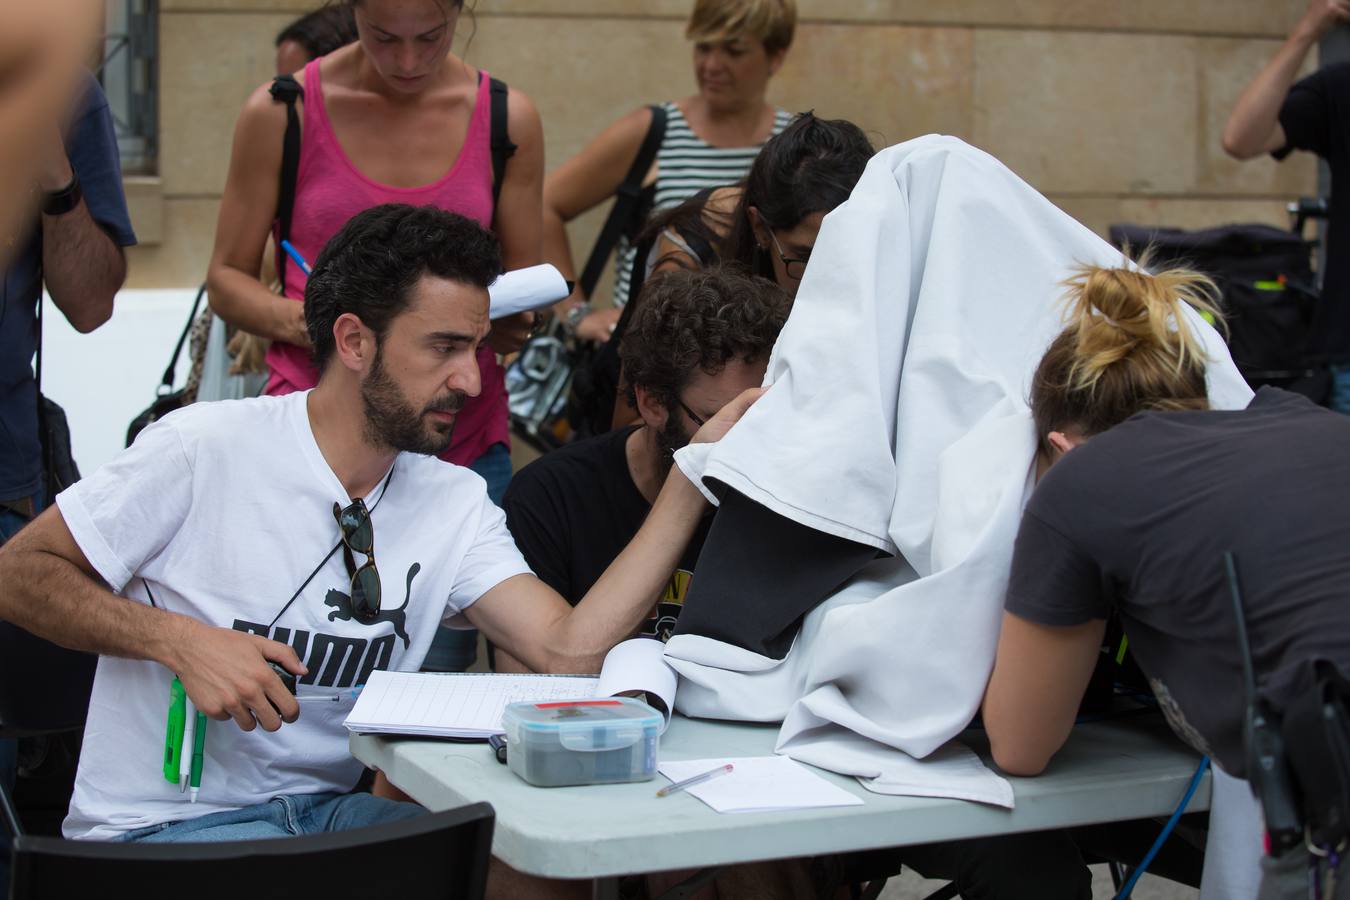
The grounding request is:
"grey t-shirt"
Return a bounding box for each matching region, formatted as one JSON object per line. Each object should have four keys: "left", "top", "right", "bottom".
{"left": 1006, "top": 387, "right": 1350, "bottom": 777}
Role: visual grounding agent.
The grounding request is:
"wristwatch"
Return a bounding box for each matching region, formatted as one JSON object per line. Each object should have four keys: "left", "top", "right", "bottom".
{"left": 563, "top": 302, "right": 591, "bottom": 335}
{"left": 42, "top": 170, "right": 83, "bottom": 217}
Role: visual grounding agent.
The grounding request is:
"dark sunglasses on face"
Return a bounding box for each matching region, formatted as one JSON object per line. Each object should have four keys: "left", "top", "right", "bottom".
{"left": 333, "top": 498, "right": 382, "bottom": 623}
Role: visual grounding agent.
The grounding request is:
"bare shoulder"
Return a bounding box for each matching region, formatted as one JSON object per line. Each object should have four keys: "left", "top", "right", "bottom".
{"left": 612, "top": 104, "right": 660, "bottom": 142}
{"left": 237, "top": 80, "right": 289, "bottom": 133}
{"left": 705, "top": 186, "right": 743, "bottom": 216}
{"left": 505, "top": 83, "right": 543, "bottom": 142}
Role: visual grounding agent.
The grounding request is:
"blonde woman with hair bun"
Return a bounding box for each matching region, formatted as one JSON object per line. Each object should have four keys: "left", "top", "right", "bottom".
{"left": 982, "top": 262, "right": 1350, "bottom": 897}
{"left": 1029, "top": 261, "right": 1221, "bottom": 463}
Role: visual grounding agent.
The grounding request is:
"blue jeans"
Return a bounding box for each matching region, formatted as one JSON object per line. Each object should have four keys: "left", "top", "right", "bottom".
{"left": 0, "top": 491, "right": 41, "bottom": 885}
{"left": 422, "top": 443, "right": 512, "bottom": 673}
{"left": 1330, "top": 364, "right": 1350, "bottom": 416}
{"left": 116, "top": 791, "right": 425, "bottom": 843}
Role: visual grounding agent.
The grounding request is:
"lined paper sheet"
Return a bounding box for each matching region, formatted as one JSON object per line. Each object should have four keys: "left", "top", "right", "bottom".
{"left": 658, "top": 756, "right": 865, "bottom": 814}
{"left": 344, "top": 671, "right": 601, "bottom": 738}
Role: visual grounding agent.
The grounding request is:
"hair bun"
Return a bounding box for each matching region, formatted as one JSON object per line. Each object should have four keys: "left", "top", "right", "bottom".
{"left": 1062, "top": 260, "right": 1220, "bottom": 393}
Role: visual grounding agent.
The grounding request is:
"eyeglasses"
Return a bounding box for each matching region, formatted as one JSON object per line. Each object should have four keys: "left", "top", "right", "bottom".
{"left": 768, "top": 230, "right": 811, "bottom": 281}
{"left": 676, "top": 397, "right": 707, "bottom": 428}
{"left": 333, "top": 498, "right": 382, "bottom": 623}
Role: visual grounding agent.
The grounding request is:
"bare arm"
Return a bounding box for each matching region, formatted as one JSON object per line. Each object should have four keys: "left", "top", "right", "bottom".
{"left": 206, "top": 83, "right": 310, "bottom": 347}
{"left": 467, "top": 388, "right": 763, "bottom": 673}
{"left": 0, "top": 507, "right": 306, "bottom": 733}
{"left": 0, "top": 0, "right": 97, "bottom": 268}
{"left": 37, "top": 130, "right": 125, "bottom": 332}
{"left": 542, "top": 107, "right": 654, "bottom": 324}
{"left": 487, "top": 86, "right": 545, "bottom": 355}
{"left": 1222, "top": 0, "right": 1350, "bottom": 159}
{"left": 981, "top": 611, "right": 1105, "bottom": 776}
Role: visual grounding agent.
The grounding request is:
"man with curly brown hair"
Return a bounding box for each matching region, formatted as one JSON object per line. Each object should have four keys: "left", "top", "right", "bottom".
{"left": 496, "top": 266, "right": 789, "bottom": 672}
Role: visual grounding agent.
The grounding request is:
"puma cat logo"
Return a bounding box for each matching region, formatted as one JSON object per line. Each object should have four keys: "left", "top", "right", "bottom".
{"left": 325, "top": 562, "right": 420, "bottom": 650}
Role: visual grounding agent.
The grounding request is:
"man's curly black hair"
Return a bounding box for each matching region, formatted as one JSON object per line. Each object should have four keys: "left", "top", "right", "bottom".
{"left": 619, "top": 265, "right": 791, "bottom": 415}
{"left": 304, "top": 203, "right": 501, "bottom": 370}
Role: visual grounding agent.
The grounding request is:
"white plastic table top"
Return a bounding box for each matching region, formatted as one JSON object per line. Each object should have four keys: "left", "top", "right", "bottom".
{"left": 350, "top": 714, "right": 1211, "bottom": 880}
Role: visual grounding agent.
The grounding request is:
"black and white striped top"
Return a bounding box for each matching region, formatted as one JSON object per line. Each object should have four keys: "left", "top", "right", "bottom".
{"left": 610, "top": 102, "right": 792, "bottom": 308}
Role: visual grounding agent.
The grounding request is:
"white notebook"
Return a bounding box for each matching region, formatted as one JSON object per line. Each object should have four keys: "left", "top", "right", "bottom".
{"left": 344, "top": 671, "right": 601, "bottom": 738}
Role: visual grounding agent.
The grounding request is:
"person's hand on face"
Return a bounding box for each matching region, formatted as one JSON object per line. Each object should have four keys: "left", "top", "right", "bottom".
{"left": 689, "top": 386, "right": 767, "bottom": 445}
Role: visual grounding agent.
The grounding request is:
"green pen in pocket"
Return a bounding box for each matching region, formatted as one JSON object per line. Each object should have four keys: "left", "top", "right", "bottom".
{"left": 163, "top": 677, "right": 186, "bottom": 783}
{"left": 189, "top": 710, "right": 207, "bottom": 801}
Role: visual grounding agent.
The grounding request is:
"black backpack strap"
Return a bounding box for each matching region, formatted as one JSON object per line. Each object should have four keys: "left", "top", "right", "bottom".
{"left": 488, "top": 76, "right": 516, "bottom": 209}
{"left": 578, "top": 104, "right": 667, "bottom": 301}
{"left": 269, "top": 74, "right": 304, "bottom": 286}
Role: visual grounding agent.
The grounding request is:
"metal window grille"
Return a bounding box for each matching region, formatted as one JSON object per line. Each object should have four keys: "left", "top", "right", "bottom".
{"left": 100, "top": 0, "right": 158, "bottom": 175}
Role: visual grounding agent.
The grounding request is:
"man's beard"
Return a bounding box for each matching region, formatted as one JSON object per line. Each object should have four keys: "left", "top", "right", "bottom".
{"left": 652, "top": 411, "right": 693, "bottom": 480}
{"left": 361, "top": 349, "right": 466, "bottom": 455}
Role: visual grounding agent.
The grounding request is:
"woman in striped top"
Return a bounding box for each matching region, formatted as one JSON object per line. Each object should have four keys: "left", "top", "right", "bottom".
{"left": 542, "top": 0, "right": 796, "bottom": 343}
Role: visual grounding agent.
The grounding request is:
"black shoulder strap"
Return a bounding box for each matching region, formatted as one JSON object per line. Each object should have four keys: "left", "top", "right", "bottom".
{"left": 488, "top": 76, "right": 516, "bottom": 210}
{"left": 578, "top": 104, "right": 667, "bottom": 301}
{"left": 269, "top": 74, "right": 304, "bottom": 286}
{"left": 159, "top": 284, "right": 209, "bottom": 394}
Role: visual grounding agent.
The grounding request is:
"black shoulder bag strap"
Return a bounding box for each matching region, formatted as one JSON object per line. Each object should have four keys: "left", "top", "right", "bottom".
{"left": 488, "top": 76, "right": 517, "bottom": 210}
{"left": 157, "top": 284, "right": 209, "bottom": 398}
{"left": 577, "top": 104, "right": 667, "bottom": 300}
{"left": 269, "top": 74, "right": 304, "bottom": 286}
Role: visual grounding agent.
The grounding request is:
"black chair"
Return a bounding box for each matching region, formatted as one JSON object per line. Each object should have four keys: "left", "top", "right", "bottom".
{"left": 4, "top": 795, "right": 495, "bottom": 900}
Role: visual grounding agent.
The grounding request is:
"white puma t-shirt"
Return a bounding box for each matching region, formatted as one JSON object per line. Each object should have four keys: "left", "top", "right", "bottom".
{"left": 57, "top": 391, "right": 531, "bottom": 839}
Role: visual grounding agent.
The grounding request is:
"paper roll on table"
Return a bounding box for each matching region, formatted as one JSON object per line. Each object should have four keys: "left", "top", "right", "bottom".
{"left": 488, "top": 264, "right": 570, "bottom": 320}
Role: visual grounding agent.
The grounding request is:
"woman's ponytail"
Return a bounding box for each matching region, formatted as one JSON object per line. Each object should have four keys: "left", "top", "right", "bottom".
{"left": 1031, "top": 258, "right": 1222, "bottom": 449}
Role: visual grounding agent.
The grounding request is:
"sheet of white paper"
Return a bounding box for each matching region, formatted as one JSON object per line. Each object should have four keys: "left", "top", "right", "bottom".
{"left": 780, "top": 728, "right": 1015, "bottom": 809}
{"left": 488, "top": 264, "right": 569, "bottom": 320}
{"left": 658, "top": 756, "right": 865, "bottom": 814}
{"left": 597, "top": 638, "right": 678, "bottom": 730}
{"left": 344, "top": 671, "right": 600, "bottom": 738}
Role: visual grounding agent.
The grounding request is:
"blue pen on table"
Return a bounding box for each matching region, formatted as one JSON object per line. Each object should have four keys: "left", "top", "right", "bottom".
{"left": 656, "top": 763, "right": 734, "bottom": 798}
{"left": 279, "top": 239, "right": 312, "bottom": 276}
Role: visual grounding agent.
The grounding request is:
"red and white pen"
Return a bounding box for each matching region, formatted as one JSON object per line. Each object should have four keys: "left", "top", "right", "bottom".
{"left": 656, "top": 763, "right": 734, "bottom": 798}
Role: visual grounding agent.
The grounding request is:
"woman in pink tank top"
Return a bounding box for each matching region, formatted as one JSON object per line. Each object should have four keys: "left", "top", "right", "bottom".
{"left": 206, "top": 0, "right": 543, "bottom": 471}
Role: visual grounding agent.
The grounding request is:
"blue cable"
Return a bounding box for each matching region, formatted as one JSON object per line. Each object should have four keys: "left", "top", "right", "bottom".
{"left": 1114, "top": 756, "right": 1211, "bottom": 899}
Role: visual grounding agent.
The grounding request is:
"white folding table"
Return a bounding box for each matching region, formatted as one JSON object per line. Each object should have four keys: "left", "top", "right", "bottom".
{"left": 351, "top": 712, "right": 1210, "bottom": 896}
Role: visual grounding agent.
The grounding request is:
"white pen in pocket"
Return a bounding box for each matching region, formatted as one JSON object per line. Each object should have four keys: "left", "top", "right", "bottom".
{"left": 179, "top": 696, "right": 196, "bottom": 792}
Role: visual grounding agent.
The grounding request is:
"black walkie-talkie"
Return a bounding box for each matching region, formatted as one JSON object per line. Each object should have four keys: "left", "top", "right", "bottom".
{"left": 1224, "top": 552, "right": 1304, "bottom": 857}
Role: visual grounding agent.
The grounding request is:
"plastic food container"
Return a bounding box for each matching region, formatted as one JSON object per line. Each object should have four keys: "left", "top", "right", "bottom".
{"left": 501, "top": 697, "right": 661, "bottom": 787}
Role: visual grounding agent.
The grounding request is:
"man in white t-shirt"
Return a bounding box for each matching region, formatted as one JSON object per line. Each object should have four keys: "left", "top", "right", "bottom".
{"left": 0, "top": 204, "right": 756, "bottom": 843}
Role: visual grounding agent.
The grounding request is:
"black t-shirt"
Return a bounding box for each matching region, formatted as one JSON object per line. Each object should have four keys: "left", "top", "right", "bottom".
{"left": 1277, "top": 62, "right": 1350, "bottom": 362}
{"left": 1006, "top": 388, "right": 1350, "bottom": 776}
{"left": 502, "top": 425, "right": 710, "bottom": 640}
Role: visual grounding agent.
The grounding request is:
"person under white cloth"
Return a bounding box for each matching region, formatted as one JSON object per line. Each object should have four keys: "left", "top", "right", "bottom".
{"left": 663, "top": 133, "right": 1250, "bottom": 777}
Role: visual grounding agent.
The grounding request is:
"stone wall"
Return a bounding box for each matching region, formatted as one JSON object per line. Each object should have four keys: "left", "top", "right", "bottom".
{"left": 127, "top": 0, "right": 1317, "bottom": 288}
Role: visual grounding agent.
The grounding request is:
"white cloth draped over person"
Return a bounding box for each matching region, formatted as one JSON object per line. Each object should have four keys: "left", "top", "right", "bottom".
{"left": 665, "top": 134, "right": 1253, "bottom": 803}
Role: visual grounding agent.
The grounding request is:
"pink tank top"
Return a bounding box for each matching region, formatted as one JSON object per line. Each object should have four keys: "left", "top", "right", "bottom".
{"left": 264, "top": 58, "right": 508, "bottom": 467}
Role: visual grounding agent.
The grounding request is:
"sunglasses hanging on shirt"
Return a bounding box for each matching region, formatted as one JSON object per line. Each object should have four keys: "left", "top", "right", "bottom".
{"left": 264, "top": 465, "right": 395, "bottom": 633}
